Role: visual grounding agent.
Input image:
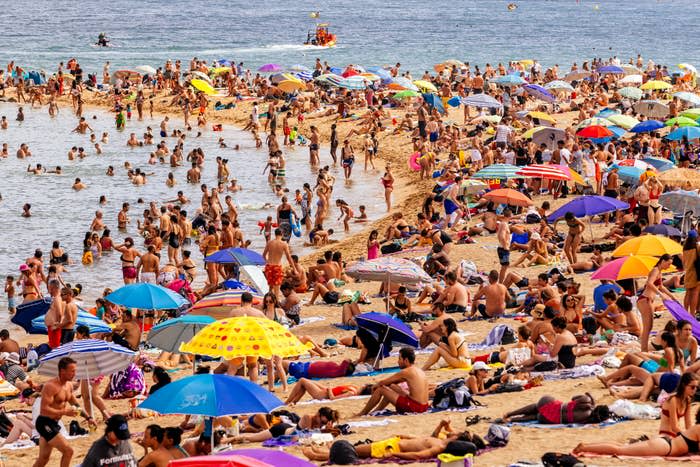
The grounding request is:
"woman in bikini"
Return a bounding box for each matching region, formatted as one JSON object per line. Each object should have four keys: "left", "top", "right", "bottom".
{"left": 646, "top": 176, "right": 663, "bottom": 225}
{"left": 285, "top": 379, "right": 371, "bottom": 405}
{"left": 177, "top": 250, "right": 196, "bottom": 283}
{"left": 503, "top": 393, "right": 609, "bottom": 425}
{"left": 659, "top": 372, "right": 697, "bottom": 438}
{"left": 682, "top": 232, "right": 700, "bottom": 315}
{"left": 553, "top": 211, "right": 585, "bottom": 264}
{"left": 114, "top": 238, "right": 140, "bottom": 285}
{"left": 676, "top": 320, "right": 698, "bottom": 365}
{"left": 638, "top": 254, "right": 676, "bottom": 351}
{"left": 422, "top": 319, "right": 470, "bottom": 370}
{"left": 199, "top": 225, "right": 220, "bottom": 287}
{"left": 19, "top": 264, "right": 39, "bottom": 303}
{"left": 381, "top": 164, "right": 394, "bottom": 211}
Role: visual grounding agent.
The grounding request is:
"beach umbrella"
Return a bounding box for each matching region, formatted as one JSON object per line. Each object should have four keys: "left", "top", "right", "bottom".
{"left": 135, "top": 65, "right": 156, "bottom": 75}
{"left": 555, "top": 165, "right": 586, "bottom": 186}
{"left": 666, "top": 126, "right": 700, "bottom": 141}
{"left": 659, "top": 169, "right": 700, "bottom": 189}
{"left": 576, "top": 125, "right": 614, "bottom": 138}
{"left": 619, "top": 87, "right": 643, "bottom": 100}
{"left": 680, "top": 108, "right": 700, "bottom": 120}
{"left": 461, "top": 93, "right": 502, "bottom": 109}
{"left": 591, "top": 255, "right": 676, "bottom": 281}
{"left": 338, "top": 76, "right": 366, "bottom": 90}
{"left": 205, "top": 248, "right": 265, "bottom": 266}
{"left": 359, "top": 72, "right": 381, "bottom": 82}
{"left": 595, "top": 108, "right": 621, "bottom": 118}
{"left": 188, "top": 289, "right": 264, "bottom": 319}
{"left": 531, "top": 127, "right": 566, "bottom": 149}
{"left": 633, "top": 101, "right": 670, "bottom": 119}
{"left": 223, "top": 449, "right": 315, "bottom": 467}
{"left": 287, "top": 64, "right": 310, "bottom": 73}
{"left": 606, "top": 114, "right": 639, "bottom": 130}
{"left": 598, "top": 65, "right": 625, "bottom": 75}
{"left": 12, "top": 297, "right": 52, "bottom": 334}
{"left": 616, "top": 159, "right": 656, "bottom": 171}
{"left": 105, "top": 283, "right": 189, "bottom": 311}
{"left": 355, "top": 312, "right": 419, "bottom": 366}
{"left": 472, "top": 163, "right": 520, "bottom": 180}
{"left": 673, "top": 92, "right": 700, "bottom": 106}
{"left": 222, "top": 280, "right": 258, "bottom": 292}
{"left": 521, "top": 126, "right": 549, "bottom": 139}
{"left": 610, "top": 165, "right": 644, "bottom": 184}
{"left": 621, "top": 65, "right": 642, "bottom": 75}
{"left": 576, "top": 117, "right": 612, "bottom": 129}
{"left": 346, "top": 257, "right": 431, "bottom": 284}
{"left": 190, "top": 79, "right": 216, "bottom": 96}
{"left": 544, "top": 80, "right": 574, "bottom": 91}
{"left": 642, "top": 156, "right": 675, "bottom": 172}
{"left": 526, "top": 111, "right": 557, "bottom": 123}
{"left": 211, "top": 66, "right": 232, "bottom": 76}
{"left": 366, "top": 66, "right": 392, "bottom": 81}
{"left": 619, "top": 74, "right": 643, "bottom": 85}
{"left": 422, "top": 93, "right": 446, "bottom": 114}
{"left": 640, "top": 80, "right": 672, "bottom": 91}
{"left": 294, "top": 71, "right": 313, "bottom": 81}
{"left": 483, "top": 188, "right": 533, "bottom": 207}
{"left": 413, "top": 80, "right": 437, "bottom": 93}
{"left": 269, "top": 72, "right": 301, "bottom": 84}
{"left": 665, "top": 116, "right": 699, "bottom": 127}
{"left": 678, "top": 63, "right": 698, "bottom": 75}
{"left": 659, "top": 190, "right": 700, "bottom": 215}
{"left": 168, "top": 454, "right": 271, "bottom": 467}
{"left": 612, "top": 235, "right": 682, "bottom": 257}
{"left": 492, "top": 74, "right": 526, "bottom": 86}
{"left": 314, "top": 73, "right": 343, "bottom": 86}
{"left": 147, "top": 315, "right": 215, "bottom": 354}
{"left": 277, "top": 80, "right": 305, "bottom": 93}
{"left": 515, "top": 164, "right": 572, "bottom": 181}
{"left": 258, "top": 63, "right": 282, "bottom": 73}
{"left": 388, "top": 76, "right": 418, "bottom": 91}
{"left": 393, "top": 90, "right": 420, "bottom": 99}
{"left": 523, "top": 84, "right": 556, "bottom": 103}
{"left": 179, "top": 316, "right": 311, "bottom": 359}
{"left": 188, "top": 71, "right": 212, "bottom": 84}
{"left": 563, "top": 70, "right": 591, "bottom": 82}
{"left": 30, "top": 309, "right": 111, "bottom": 335}
{"left": 460, "top": 178, "right": 488, "bottom": 195}
{"left": 644, "top": 224, "right": 682, "bottom": 237}
{"left": 547, "top": 196, "right": 629, "bottom": 222}
{"left": 630, "top": 120, "right": 665, "bottom": 133}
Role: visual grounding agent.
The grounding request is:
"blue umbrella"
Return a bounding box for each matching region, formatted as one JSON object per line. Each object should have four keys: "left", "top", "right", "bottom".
{"left": 642, "top": 156, "right": 675, "bottom": 172}
{"left": 666, "top": 126, "right": 700, "bottom": 141}
{"left": 138, "top": 374, "right": 283, "bottom": 416}
{"left": 205, "top": 247, "right": 265, "bottom": 266}
{"left": 147, "top": 315, "right": 215, "bottom": 353}
{"left": 644, "top": 224, "right": 682, "bottom": 237}
{"left": 610, "top": 165, "right": 644, "bottom": 184}
{"left": 589, "top": 125, "right": 627, "bottom": 144}
{"left": 105, "top": 283, "right": 190, "bottom": 310}
{"left": 492, "top": 74, "right": 526, "bottom": 86}
{"left": 630, "top": 120, "right": 665, "bottom": 133}
{"left": 222, "top": 279, "right": 258, "bottom": 292}
{"left": 366, "top": 66, "right": 392, "bottom": 82}
{"left": 447, "top": 96, "right": 462, "bottom": 107}
{"left": 217, "top": 59, "right": 232, "bottom": 67}
{"left": 355, "top": 312, "right": 418, "bottom": 365}
{"left": 594, "top": 108, "right": 620, "bottom": 118}
{"left": 598, "top": 65, "right": 624, "bottom": 74}
{"left": 31, "top": 308, "right": 111, "bottom": 335}
{"left": 523, "top": 84, "right": 556, "bottom": 103}
{"left": 422, "top": 93, "right": 446, "bottom": 114}
{"left": 295, "top": 71, "right": 313, "bottom": 81}
{"left": 461, "top": 93, "right": 503, "bottom": 109}
{"left": 547, "top": 196, "right": 630, "bottom": 222}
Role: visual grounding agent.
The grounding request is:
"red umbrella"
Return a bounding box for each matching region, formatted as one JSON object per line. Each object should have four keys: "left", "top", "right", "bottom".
{"left": 342, "top": 67, "right": 359, "bottom": 78}
{"left": 515, "top": 164, "right": 572, "bottom": 181}
{"left": 483, "top": 188, "right": 533, "bottom": 207}
{"left": 576, "top": 125, "right": 614, "bottom": 138}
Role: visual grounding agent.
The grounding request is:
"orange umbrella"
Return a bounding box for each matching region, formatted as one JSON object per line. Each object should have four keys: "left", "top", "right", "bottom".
{"left": 483, "top": 188, "right": 533, "bottom": 207}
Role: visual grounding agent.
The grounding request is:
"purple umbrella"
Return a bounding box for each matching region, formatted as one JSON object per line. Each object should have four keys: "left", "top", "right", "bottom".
{"left": 223, "top": 449, "right": 315, "bottom": 467}
{"left": 355, "top": 312, "right": 418, "bottom": 366}
{"left": 258, "top": 63, "right": 282, "bottom": 73}
{"left": 664, "top": 300, "right": 700, "bottom": 340}
{"left": 547, "top": 195, "right": 629, "bottom": 222}
{"left": 598, "top": 65, "right": 625, "bottom": 75}
{"left": 523, "top": 84, "right": 556, "bottom": 103}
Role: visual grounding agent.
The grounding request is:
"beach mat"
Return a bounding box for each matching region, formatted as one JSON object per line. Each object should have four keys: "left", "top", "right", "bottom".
{"left": 507, "top": 417, "right": 627, "bottom": 429}
{"left": 368, "top": 405, "right": 482, "bottom": 417}
{"left": 576, "top": 451, "right": 700, "bottom": 462}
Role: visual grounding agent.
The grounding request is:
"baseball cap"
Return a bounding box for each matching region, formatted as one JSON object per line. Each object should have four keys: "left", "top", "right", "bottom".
{"left": 106, "top": 415, "right": 130, "bottom": 440}
{"left": 471, "top": 361, "right": 490, "bottom": 372}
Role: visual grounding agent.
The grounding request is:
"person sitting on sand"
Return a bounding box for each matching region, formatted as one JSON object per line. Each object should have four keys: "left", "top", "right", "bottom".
{"left": 421, "top": 318, "right": 470, "bottom": 370}
{"left": 357, "top": 347, "right": 429, "bottom": 415}
{"left": 418, "top": 303, "right": 447, "bottom": 348}
{"left": 468, "top": 270, "right": 507, "bottom": 319}
{"left": 658, "top": 372, "right": 697, "bottom": 438}
{"left": 501, "top": 392, "right": 609, "bottom": 425}
{"left": 510, "top": 232, "right": 549, "bottom": 268}
{"left": 519, "top": 317, "right": 578, "bottom": 370}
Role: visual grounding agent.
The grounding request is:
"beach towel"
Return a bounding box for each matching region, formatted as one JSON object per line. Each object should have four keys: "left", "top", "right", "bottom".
{"left": 576, "top": 452, "right": 700, "bottom": 462}
{"left": 467, "top": 324, "right": 516, "bottom": 351}
{"left": 531, "top": 364, "right": 605, "bottom": 381}
{"left": 368, "top": 405, "right": 482, "bottom": 417}
{"left": 506, "top": 417, "right": 627, "bottom": 429}
{"left": 332, "top": 323, "right": 357, "bottom": 331}
{"left": 284, "top": 366, "right": 401, "bottom": 385}
{"left": 297, "top": 316, "right": 325, "bottom": 327}
{"left": 346, "top": 418, "right": 398, "bottom": 428}
{"left": 664, "top": 299, "right": 700, "bottom": 339}
{"left": 297, "top": 395, "right": 370, "bottom": 406}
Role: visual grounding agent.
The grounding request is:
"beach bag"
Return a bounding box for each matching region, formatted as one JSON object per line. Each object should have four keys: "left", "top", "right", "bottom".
{"left": 380, "top": 242, "right": 402, "bottom": 254}
{"left": 485, "top": 423, "right": 510, "bottom": 447}
{"left": 542, "top": 452, "right": 583, "bottom": 467}
{"left": 500, "top": 326, "right": 516, "bottom": 345}
{"left": 533, "top": 361, "right": 559, "bottom": 372}
{"left": 432, "top": 378, "right": 480, "bottom": 409}
{"left": 525, "top": 213, "right": 541, "bottom": 224}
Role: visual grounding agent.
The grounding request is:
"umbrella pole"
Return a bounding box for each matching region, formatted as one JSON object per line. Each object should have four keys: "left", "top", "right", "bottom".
{"left": 386, "top": 272, "right": 390, "bottom": 314}
{"left": 85, "top": 364, "right": 94, "bottom": 422}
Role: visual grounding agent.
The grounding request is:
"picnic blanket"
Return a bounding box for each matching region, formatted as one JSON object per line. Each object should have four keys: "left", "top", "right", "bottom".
{"left": 506, "top": 417, "right": 627, "bottom": 429}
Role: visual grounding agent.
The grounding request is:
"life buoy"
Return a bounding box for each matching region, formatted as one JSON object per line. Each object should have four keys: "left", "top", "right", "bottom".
{"left": 408, "top": 152, "right": 422, "bottom": 171}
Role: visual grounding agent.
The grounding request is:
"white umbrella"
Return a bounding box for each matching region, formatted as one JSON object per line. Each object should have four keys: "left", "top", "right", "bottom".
{"left": 135, "top": 65, "right": 157, "bottom": 75}
{"left": 544, "top": 80, "right": 574, "bottom": 91}
{"left": 619, "top": 74, "right": 643, "bottom": 85}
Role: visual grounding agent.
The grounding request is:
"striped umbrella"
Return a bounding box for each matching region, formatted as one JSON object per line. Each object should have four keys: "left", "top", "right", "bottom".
{"left": 189, "top": 289, "right": 264, "bottom": 320}
{"left": 38, "top": 339, "right": 135, "bottom": 377}
{"left": 515, "top": 164, "right": 572, "bottom": 181}
{"left": 616, "top": 159, "right": 656, "bottom": 171}
{"left": 346, "top": 257, "right": 431, "bottom": 284}
{"left": 338, "top": 76, "right": 367, "bottom": 90}
{"left": 472, "top": 163, "right": 520, "bottom": 180}
{"left": 295, "top": 71, "right": 313, "bottom": 81}
{"left": 461, "top": 93, "right": 502, "bottom": 109}
{"left": 314, "top": 73, "right": 343, "bottom": 86}
{"left": 388, "top": 76, "right": 418, "bottom": 91}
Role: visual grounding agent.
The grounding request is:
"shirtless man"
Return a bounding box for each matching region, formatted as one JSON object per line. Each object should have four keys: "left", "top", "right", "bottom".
{"left": 262, "top": 228, "right": 294, "bottom": 299}
{"left": 469, "top": 270, "right": 507, "bottom": 319}
{"left": 138, "top": 424, "right": 172, "bottom": 467}
{"left": 118, "top": 202, "right": 130, "bottom": 230}
{"left": 438, "top": 271, "right": 469, "bottom": 314}
{"left": 357, "top": 348, "right": 429, "bottom": 416}
{"left": 71, "top": 117, "right": 93, "bottom": 134}
{"left": 72, "top": 178, "right": 86, "bottom": 190}
{"left": 137, "top": 245, "right": 160, "bottom": 284}
{"left": 418, "top": 303, "right": 447, "bottom": 348}
{"left": 496, "top": 208, "right": 512, "bottom": 283}
{"left": 89, "top": 210, "right": 105, "bottom": 231}
{"left": 33, "top": 357, "right": 94, "bottom": 467}
{"left": 59, "top": 287, "right": 77, "bottom": 344}
{"left": 0, "top": 329, "right": 20, "bottom": 354}
{"left": 112, "top": 309, "right": 141, "bottom": 350}
{"left": 226, "top": 292, "right": 266, "bottom": 319}
{"left": 45, "top": 279, "right": 63, "bottom": 348}
{"left": 127, "top": 133, "right": 140, "bottom": 147}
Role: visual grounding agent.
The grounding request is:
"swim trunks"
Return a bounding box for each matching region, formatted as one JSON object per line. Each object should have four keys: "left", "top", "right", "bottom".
{"left": 122, "top": 266, "right": 137, "bottom": 280}
{"left": 264, "top": 264, "right": 284, "bottom": 286}
{"left": 35, "top": 415, "right": 61, "bottom": 442}
{"left": 446, "top": 304, "right": 467, "bottom": 314}
{"left": 310, "top": 144, "right": 319, "bottom": 150}
{"left": 395, "top": 395, "right": 429, "bottom": 414}
{"left": 370, "top": 437, "right": 402, "bottom": 458}
{"left": 444, "top": 199, "right": 459, "bottom": 215}
{"left": 140, "top": 272, "right": 156, "bottom": 284}
{"left": 323, "top": 291, "right": 339, "bottom": 304}
{"left": 429, "top": 132, "right": 438, "bottom": 142}
{"left": 48, "top": 327, "right": 62, "bottom": 349}
{"left": 497, "top": 247, "right": 510, "bottom": 266}
{"left": 60, "top": 329, "right": 75, "bottom": 345}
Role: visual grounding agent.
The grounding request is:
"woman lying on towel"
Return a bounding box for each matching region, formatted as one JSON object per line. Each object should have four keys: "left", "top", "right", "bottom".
{"left": 501, "top": 393, "right": 610, "bottom": 425}
{"left": 573, "top": 407, "right": 700, "bottom": 457}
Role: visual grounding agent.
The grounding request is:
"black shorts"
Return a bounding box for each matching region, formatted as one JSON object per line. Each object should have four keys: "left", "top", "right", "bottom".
{"left": 603, "top": 189, "right": 618, "bottom": 199}
{"left": 446, "top": 304, "right": 467, "bottom": 314}
{"left": 497, "top": 247, "right": 510, "bottom": 266}
{"left": 323, "top": 291, "right": 339, "bottom": 304}
{"left": 516, "top": 277, "right": 529, "bottom": 288}
{"left": 60, "top": 329, "right": 75, "bottom": 345}
{"left": 418, "top": 120, "right": 427, "bottom": 138}
{"left": 477, "top": 304, "right": 490, "bottom": 319}
{"left": 36, "top": 415, "right": 61, "bottom": 442}
{"left": 269, "top": 422, "right": 293, "bottom": 438}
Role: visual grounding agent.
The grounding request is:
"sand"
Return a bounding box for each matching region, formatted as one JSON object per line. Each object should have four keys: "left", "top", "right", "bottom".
{"left": 0, "top": 87, "right": 683, "bottom": 467}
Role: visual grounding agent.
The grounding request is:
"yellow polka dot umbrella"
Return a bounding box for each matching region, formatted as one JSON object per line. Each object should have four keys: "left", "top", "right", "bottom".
{"left": 179, "top": 316, "right": 312, "bottom": 360}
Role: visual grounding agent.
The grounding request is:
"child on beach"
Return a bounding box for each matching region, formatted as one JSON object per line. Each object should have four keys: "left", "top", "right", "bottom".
{"left": 260, "top": 216, "right": 275, "bottom": 243}
{"left": 336, "top": 199, "right": 353, "bottom": 232}
{"left": 4, "top": 276, "right": 16, "bottom": 314}
{"left": 354, "top": 205, "right": 368, "bottom": 222}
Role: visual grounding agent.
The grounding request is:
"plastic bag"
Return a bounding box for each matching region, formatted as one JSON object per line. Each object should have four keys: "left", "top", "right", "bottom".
{"left": 609, "top": 399, "right": 660, "bottom": 420}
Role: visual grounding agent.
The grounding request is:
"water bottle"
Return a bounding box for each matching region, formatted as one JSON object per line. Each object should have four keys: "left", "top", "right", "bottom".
{"left": 27, "top": 349, "right": 38, "bottom": 371}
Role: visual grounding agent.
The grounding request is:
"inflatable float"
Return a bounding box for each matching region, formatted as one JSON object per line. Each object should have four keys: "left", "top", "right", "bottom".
{"left": 408, "top": 152, "right": 422, "bottom": 171}
{"left": 290, "top": 213, "right": 302, "bottom": 237}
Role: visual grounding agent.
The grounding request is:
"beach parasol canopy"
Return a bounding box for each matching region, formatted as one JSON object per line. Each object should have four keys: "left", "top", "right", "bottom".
{"left": 659, "top": 169, "right": 700, "bottom": 189}
{"left": 640, "top": 80, "right": 672, "bottom": 91}
{"left": 665, "top": 116, "right": 699, "bottom": 127}
{"left": 205, "top": 248, "right": 266, "bottom": 266}
{"left": 338, "top": 76, "right": 367, "bottom": 90}
{"left": 461, "top": 93, "right": 502, "bottom": 109}
{"left": 223, "top": 449, "right": 315, "bottom": 467}
{"left": 492, "top": 74, "right": 526, "bottom": 86}
{"left": 546, "top": 196, "right": 629, "bottom": 222}
{"left": 619, "top": 87, "right": 643, "bottom": 100}
{"left": 576, "top": 117, "right": 612, "bottom": 129}
{"left": 659, "top": 190, "right": 700, "bottom": 215}
{"left": 515, "top": 164, "right": 572, "bottom": 181}
{"left": 610, "top": 165, "right": 645, "bottom": 185}
{"left": 147, "top": 315, "right": 215, "bottom": 354}
{"left": 38, "top": 339, "right": 135, "bottom": 378}
{"left": 471, "top": 163, "right": 520, "bottom": 180}
{"left": 105, "top": 283, "right": 189, "bottom": 310}
{"left": 531, "top": 127, "right": 566, "bottom": 149}
{"left": 258, "top": 63, "right": 282, "bottom": 73}
{"left": 188, "top": 289, "right": 264, "bottom": 319}
{"left": 633, "top": 100, "right": 670, "bottom": 119}
{"left": 595, "top": 108, "right": 621, "bottom": 118}
{"left": 523, "top": 84, "right": 556, "bottom": 103}
{"left": 576, "top": 125, "right": 614, "bottom": 138}
{"left": 673, "top": 92, "right": 700, "bottom": 106}
{"left": 393, "top": 90, "right": 420, "bottom": 99}
{"left": 544, "top": 80, "right": 574, "bottom": 91}
{"left": 355, "top": 312, "right": 419, "bottom": 365}
{"left": 619, "top": 74, "right": 643, "bottom": 85}
{"left": 642, "top": 156, "right": 675, "bottom": 172}
{"left": 413, "top": 80, "right": 438, "bottom": 93}
{"left": 666, "top": 126, "right": 700, "bottom": 141}
{"left": 615, "top": 159, "right": 656, "bottom": 171}
{"left": 598, "top": 65, "right": 625, "bottom": 75}
{"left": 388, "top": 76, "right": 418, "bottom": 91}
{"left": 591, "top": 255, "right": 675, "bottom": 281}
{"left": 482, "top": 188, "right": 533, "bottom": 207}
{"left": 190, "top": 79, "right": 217, "bottom": 95}
{"left": 346, "top": 257, "right": 431, "bottom": 284}
{"left": 680, "top": 108, "right": 700, "bottom": 120}
{"left": 526, "top": 111, "right": 557, "bottom": 123}
{"left": 277, "top": 79, "right": 306, "bottom": 93}
{"left": 135, "top": 65, "right": 156, "bottom": 75}
{"left": 168, "top": 454, "right": 272, "bottom": 467}
{"left": 314, "top": 73, "right": 343, "bottom": 86}
{"left": 180, "top": 316, "right": 311, "bottom": 359}
{"left": 611, "top": 235, "right": 682, "bottom": 257}
{"left": 606, "top": 114, "right": 639, "bottom": 130}
{"left": 563, "top": 70, "right": 591, "bottom": 82}
{"left": 644, "top": 224, "right": 682, "bottom": 237}
{"left": 460, "top": 179, "right": 488, "bottom": 195}
{"left": 630, "top": 119, "right": 665, "bottom": 133}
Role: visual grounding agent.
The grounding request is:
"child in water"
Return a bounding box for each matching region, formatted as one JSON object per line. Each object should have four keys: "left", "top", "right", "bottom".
{"left": 4, "top": 276, "right": 16, "bottom": 314}
{"left": 115, "top": 110, "right": 125, "bottom": 130}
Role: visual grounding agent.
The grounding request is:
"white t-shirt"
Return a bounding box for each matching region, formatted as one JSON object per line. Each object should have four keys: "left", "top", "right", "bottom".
{"left": 542, "top": 149, "right": 552, "bottom": 163}
{"left": 504, "top": 150, "right": 516, "bottom": 165}
{"left": 470, "top": 149, "right": 483, "bottom": 162}
{"left": 560, "top": 148, "right": 572, "bottom": 165}
{"left": 251, "top": 105, "right": 259, "bottom": 123}
{"left": 495, "top": 125, "right": 512, "bottom": 143}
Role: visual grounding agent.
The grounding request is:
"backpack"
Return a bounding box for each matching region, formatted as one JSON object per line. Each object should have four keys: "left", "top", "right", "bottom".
{"left": 380, "top": 242, "right": 402, "bottom": 254}
{"left": 432, "top": 378, "right": 481, "bottom": 409}
{"left": 541, "top": 452, "right": 584, "bottom": 467}
{"left": 485, "top": 423, "right": 510, "bottom": 447}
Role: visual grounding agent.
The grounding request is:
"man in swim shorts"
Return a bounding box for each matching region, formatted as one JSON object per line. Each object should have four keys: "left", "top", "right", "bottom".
{"left": 357, "top": 348, "right": 430, "bottom": 416}
{"left": 262, "top": 228, "right": 294, "bottom": 299}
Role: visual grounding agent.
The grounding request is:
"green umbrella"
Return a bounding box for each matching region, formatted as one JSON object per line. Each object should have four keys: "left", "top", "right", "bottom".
{"left": 606, "top": 114, "right": 640, "bottom": 130}
{"left": 665, "top": 116, "right": 699, "bottom": 127}
{"left": 680, "top": 108, "right": 700, "bottom": 120}
{"left": 393, "top": 90, "right": 420, "bottom": 99}
{"left": 619, "top": 86, "right": 643, "bottom": 100}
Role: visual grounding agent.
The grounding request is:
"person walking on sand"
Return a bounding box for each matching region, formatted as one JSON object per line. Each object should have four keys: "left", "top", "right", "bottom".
{"left": 381, "top": 165, "right": 394, "bottom": 211}
{"left": 496, "top": 208, "right": 512, "bottom": 283}
{"left": 263, "top": 228, "right": 294, "bottom": 299}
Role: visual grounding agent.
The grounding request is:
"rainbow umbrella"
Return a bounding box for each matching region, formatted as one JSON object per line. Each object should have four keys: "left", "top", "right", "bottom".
{"left": 188, "top": 290, "right": 264, "bottom": 320}
{"left": 591, "top": 255, "right": 675, "bottom": 281}
{"left": 612, "top": 235, "right": 682, "bottom": 257}
{"left": 665, "top": 116, "right": 699, "bottom": 127}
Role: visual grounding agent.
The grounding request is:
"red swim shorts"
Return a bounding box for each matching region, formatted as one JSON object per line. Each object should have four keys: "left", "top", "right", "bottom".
{"left": 48, "top": 328, "right": 62, "bottom": 349}
{"left": 264, "top": 264, "right": 284, "bottom": 287}
{"left": 395, "top": 395, "right": 429, "bottom": 414}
